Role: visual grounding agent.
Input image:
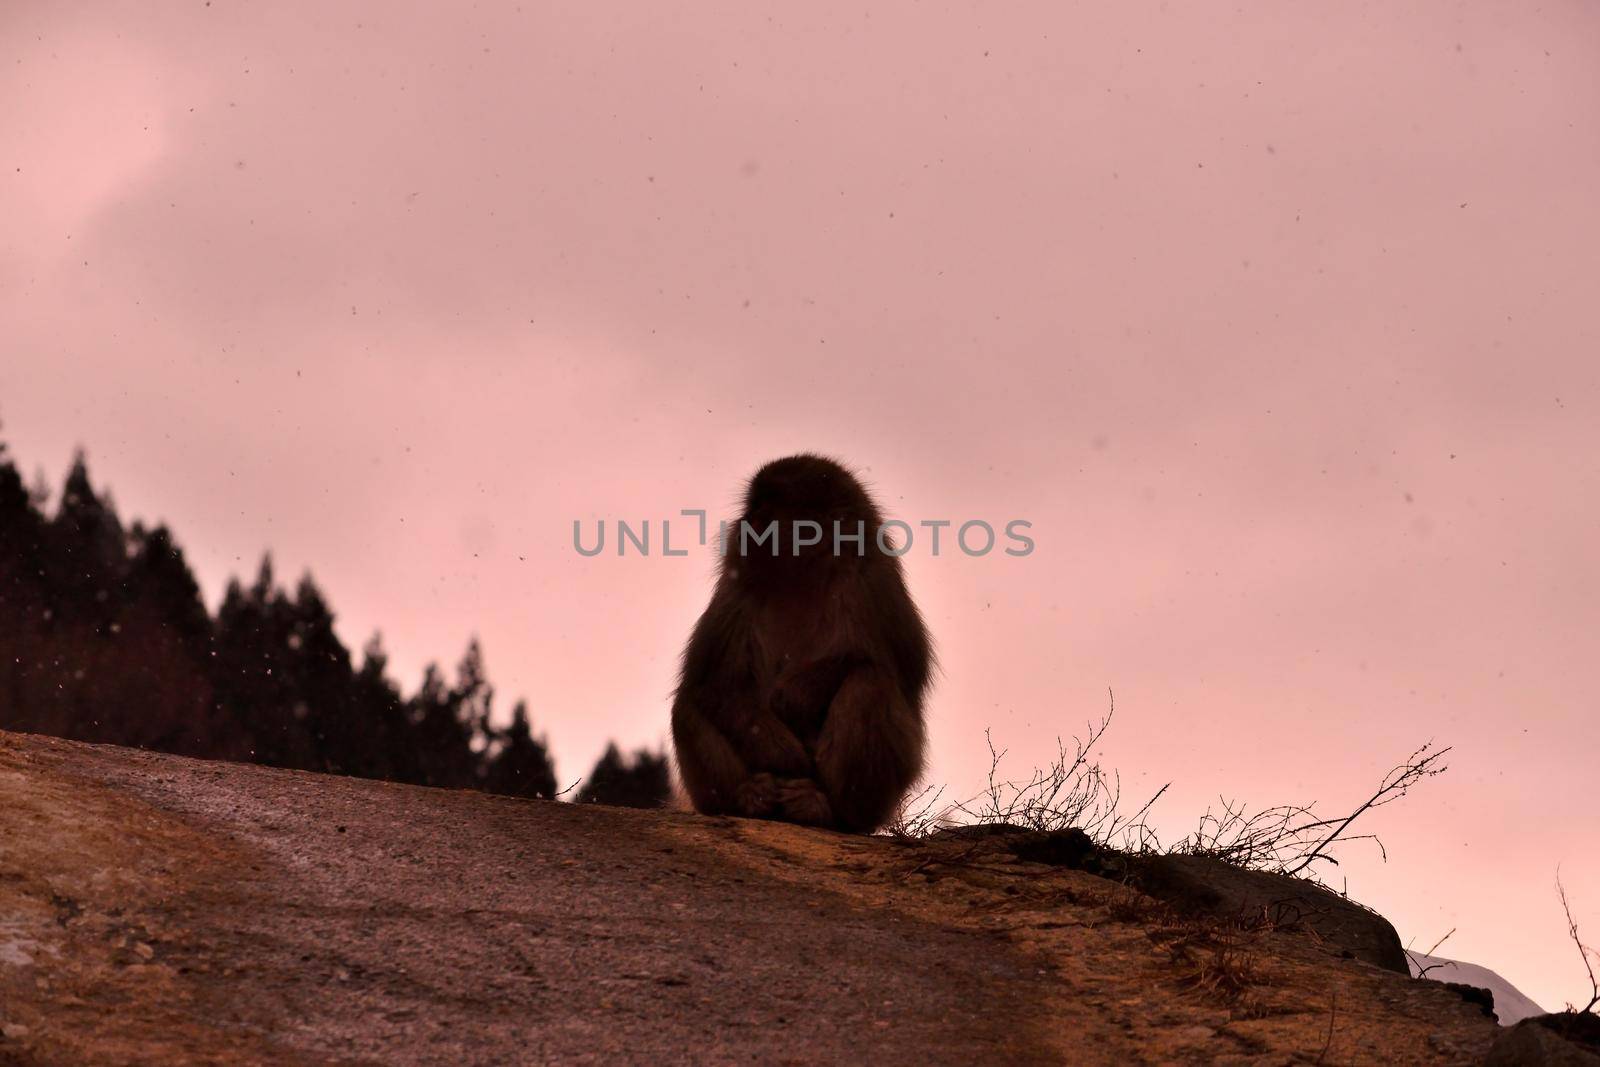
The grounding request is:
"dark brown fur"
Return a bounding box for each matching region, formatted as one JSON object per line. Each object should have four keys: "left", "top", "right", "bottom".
{"left": 670, "top": 455, "right": 932, "bottom": 833}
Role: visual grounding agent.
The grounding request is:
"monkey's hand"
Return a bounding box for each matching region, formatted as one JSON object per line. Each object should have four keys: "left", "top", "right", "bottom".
{"left": 740, "top": 715, "right": 814, "bottom": 779}
{"left": 775, "top": 777, "right": 834, "bottom": 827}
{"left": 736, "top": 772, "right": 781, "bottom": 818}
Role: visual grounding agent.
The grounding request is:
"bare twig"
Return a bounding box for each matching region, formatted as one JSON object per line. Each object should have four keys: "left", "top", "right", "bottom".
{"left": 1405, "top": 927, "right": 1456, "bottom": 979}
{"left": 1557, "top": 871, "right": 1600, "bottom": 1014}
{"left": 1159, "top": 742, "right": 1447, "bottom": 879}
{"left": 884, "top": 782, "right": 951, "bottom": 840}
{"left": 1283, "top": 743, "right": 1450, "bottom": 876}
{"left": 895, "top": 695, "right": 1447, "bottom": 890}
{"left": 1316, "top": 991, "right": 1337, "bottom": 1064}
{"left": 943, "top": 690, "right": 1169, "bottom": 849}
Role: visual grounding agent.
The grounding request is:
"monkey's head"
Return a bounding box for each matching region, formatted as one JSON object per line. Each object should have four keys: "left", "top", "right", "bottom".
{"left": 728, "top": 454, "right": 884, "bottom": 572}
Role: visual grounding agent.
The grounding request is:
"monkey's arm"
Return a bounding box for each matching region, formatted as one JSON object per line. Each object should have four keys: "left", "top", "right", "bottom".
{"left": 671, "top": 694, "right": 753, "bottom": 815}
{"left": 811, "top": 667, "right": 926, "bottom": 833}
{"left": 672, "top": 690, "right": 813, "bottom": 817}
{"left": 673, "top": 677, "right": 812, "bottom": 774}
{"left": 676, "top": 597, "right": 812, "bottom": 767}
{"left": 673, "top": 588, "right": 817, "bottom": 819}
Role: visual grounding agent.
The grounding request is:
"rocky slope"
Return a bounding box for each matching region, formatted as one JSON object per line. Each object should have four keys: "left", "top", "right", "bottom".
{"left": 0, "top": 730, "right": 1507, "bottom": 1065}
{"left": 1409, "top": 954, "right": 1547, "bottom": 1027}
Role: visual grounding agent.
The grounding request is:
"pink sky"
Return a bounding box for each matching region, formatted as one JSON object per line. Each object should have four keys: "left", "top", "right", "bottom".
{"left": 3, "top": 0, "right": 1598, "bottom": 1011}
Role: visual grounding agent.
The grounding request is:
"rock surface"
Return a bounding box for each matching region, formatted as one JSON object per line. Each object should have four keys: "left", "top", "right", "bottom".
{"left": 1127, "top": 853, "right": 1410, "bottom": 974}
{"left": 0, "top": 731, "right": 1502, "bottom": 1065}
{"left": 1410, "top": 953, "right": 1548, "bottom": 1026}
{"left": 1484, "top": 1012, "right": 1600, "bottom": 1065}
{"left": 929, "top": 825, "right": 1410, "bottom": 973}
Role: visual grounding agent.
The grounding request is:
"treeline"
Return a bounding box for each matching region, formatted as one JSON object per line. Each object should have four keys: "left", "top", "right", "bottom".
{"left": 0, "top": 435, "right": 669, "bottom": 807}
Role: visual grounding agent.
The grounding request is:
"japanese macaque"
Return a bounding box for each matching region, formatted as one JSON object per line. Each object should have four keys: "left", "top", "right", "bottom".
{"left": 670, "top": 454, "right": 932, "bottom": 833}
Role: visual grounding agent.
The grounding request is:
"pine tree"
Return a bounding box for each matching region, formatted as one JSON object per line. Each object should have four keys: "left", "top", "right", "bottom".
{"left": 482, "top": 701, "right": 558, "bottom": 799}
{"left": 0, "top": 438, "right": 51, "bottom": 733}
{"left": 125, "top": 523, "right": 210, "bottom": 643}
{"left": 352, "top": 633, "right": 417, "bottom": 782}
{"left": 284, "top": 573, "right": 358, "bottom": 775}
{"left": 408, "top": 659, "right": 475, "bottom": 788}
{"left": 453, "top": 638, "right": 495, "bottom": 755}
{"left": 112, "top": 522, "right": 224, "bottom": 756}
{"left": 211, "top": 554, "right": 314, "bottom": 768}
{"left": 575, "top": 744, "right": 672, "bottom": 809}
{"left": 48, "top": 452, "right": 127, "bottom": 620}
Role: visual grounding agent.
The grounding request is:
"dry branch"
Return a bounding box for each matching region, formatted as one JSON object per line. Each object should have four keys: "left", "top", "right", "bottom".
{"left": 1558, "top": 872, "right": 1600, "bottom": 1014}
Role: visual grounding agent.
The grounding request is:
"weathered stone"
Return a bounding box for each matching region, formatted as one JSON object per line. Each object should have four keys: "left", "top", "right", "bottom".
{"left": 1126, "top": 853, "right": 1410, "bottom": 974}
{"left": 1485, "top": 1013, "right": 1600, "bottom": 1066}
{"left": 1438, "top": 980, "right": 1496, "bottom": 1020}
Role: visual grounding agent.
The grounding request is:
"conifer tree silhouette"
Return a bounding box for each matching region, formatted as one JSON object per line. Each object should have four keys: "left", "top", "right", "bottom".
{"left": 575, "top": 743, "right": 672, "bottom": 808}
{"left": 0, "top": 432, "right": 650, "bottom": 808}
{"left": 483, "top": 700, "right": 558, "bottom": 799}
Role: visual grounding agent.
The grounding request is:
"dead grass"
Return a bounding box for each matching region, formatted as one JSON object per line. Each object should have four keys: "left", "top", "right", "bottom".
{"left": 1082, "top": 881, "right": 1275, "bottom": 1015}
{"left": 1167, "top": 741, "right": 1450, "bottom": 879}
{"left": 887, "top": 689, "right": 1451, "bottom": 889}
{"left": 1169, "top": 931, "right": 1267, "bottom": 1011}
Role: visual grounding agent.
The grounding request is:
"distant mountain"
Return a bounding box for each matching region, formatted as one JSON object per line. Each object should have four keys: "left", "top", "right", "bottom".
{"left": 1410, "top": 953, "right": 1546, "bottom": 1025}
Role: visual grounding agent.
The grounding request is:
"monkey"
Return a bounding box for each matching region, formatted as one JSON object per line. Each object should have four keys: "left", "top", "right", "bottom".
{"left": 670, "top": 454, "right": 932, "bottom": 833}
